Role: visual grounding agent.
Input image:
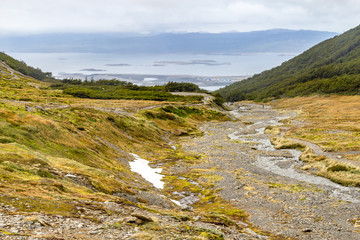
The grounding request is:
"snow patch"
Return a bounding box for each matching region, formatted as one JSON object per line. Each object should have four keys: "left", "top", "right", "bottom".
{"left": 129, "top": 153, "right": 164, "bottom": 189}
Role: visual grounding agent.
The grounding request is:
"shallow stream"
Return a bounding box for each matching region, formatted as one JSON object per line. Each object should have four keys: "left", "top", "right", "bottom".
{"left": 229, "top": 105, "right": 360, "bottom": 203}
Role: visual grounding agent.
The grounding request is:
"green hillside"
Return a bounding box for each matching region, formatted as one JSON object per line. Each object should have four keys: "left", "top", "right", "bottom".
{"left": 218, "top": 25, "right": 360, "bottom": 101}
{"left": 0, "top": 51, "right": 52, "bottom": 80}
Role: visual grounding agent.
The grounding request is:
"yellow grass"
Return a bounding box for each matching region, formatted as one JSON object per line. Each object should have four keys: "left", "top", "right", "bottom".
{"left": 271, "top": 95, "right": 360, "bottom": 152}
{"left": 271, "top": 95, "right": 360, "bottom": 186}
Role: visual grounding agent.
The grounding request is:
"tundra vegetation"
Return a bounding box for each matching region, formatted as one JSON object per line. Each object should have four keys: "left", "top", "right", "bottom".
{"left": 1, "top": 20, "right": 360, "bottom": 237}
{"left": 217, "top": 25, "right": 360, "bottom": 101}
{"left": 1, "top": 58, "right": 278, "bottom": 239}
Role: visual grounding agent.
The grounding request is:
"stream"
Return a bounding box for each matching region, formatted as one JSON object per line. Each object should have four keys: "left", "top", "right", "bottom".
{"left": 166, "top": 103, "right": 360, "bottom": 239}
{"left": 229, "top": 105, "right": 360, "bottom": 203}
{"left": 130, "top": 103, "right": 360, "bottom": 204}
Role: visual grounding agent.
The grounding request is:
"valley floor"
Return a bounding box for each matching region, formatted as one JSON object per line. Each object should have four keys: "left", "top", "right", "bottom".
{"left": 1, "top": 95, "right": 360, "bottom": 239}
{"left": 175, "top": 103, "right": 360, "bottom": 239}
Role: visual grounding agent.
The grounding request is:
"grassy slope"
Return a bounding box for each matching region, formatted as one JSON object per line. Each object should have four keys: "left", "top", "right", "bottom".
{"left": 217, "top": 25, "right": 360, "bottom": 101}
{"left": 2, "top": 61, "right": 267, "bottom": 239}
{"left": 0, "top": 62, "right": 227, "bottom": 201}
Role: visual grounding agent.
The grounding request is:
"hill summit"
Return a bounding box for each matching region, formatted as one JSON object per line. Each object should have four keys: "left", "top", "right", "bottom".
{"left": 217, "top": 25, "right": 360, "bottom": 101}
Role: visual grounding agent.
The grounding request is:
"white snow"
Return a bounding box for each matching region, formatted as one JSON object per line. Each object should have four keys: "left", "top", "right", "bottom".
{"left": 129, "top": 153, "right": 164, "bottom": 189}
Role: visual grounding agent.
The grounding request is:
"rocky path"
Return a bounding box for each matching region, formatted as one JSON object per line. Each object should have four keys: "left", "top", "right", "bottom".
{"left": 179, "top": 103, "right": 360, "bottom": 239}
{"left": 0, "top": 62, "right": 22, "bottom": 80}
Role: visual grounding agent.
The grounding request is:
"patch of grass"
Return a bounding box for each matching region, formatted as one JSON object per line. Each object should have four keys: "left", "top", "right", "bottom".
{"left": 327, "top": 164, "right": 349, "bottom": 172}
{"left": 36, "top": 169, "right": 56, "bottom": 178}
{"left": 302, "top": 158, "right": 360, "bottom": 187}
{"left": 195, "top": 227, "right": 225, "bottom": 240}
{"left": 264, "top": 126, "right": 281, "bottom": 135}
{"left": 273, "top": 96, "right": 360, "bottom": 152}
{"left": 267, "top": 182, "right": 307, "bottom": 193}
{"left": 62, "top": 85, "right": 203, "bottom": 102}
{"left": 271, "top": 96, "right": 360, "bottom": 187}
{"left": 0, "top": 196, "right": 78, "bottom": 216}
{"left": 0, "top": 136, "right": 15, "bottom": 143}
{"left": 271, "top": 137, "right": 306, "bottom": 150}
{"left": 299, "top": 147, "right": 322, "bottom": 163}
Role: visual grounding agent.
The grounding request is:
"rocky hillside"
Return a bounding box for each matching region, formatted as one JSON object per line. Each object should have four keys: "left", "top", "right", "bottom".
{"left": 218, "top": 24, "right": 360, "bottom": 101}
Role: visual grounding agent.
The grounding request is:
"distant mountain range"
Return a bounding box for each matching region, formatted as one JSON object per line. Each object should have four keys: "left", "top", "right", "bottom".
{"left": 217, "top": 25, "right": 360, "bottom": 101}
{"left": 0, "top": 29, "right": 336, "bottom": 54}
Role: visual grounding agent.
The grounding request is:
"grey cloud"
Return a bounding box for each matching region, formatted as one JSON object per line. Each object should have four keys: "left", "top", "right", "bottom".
{"left": 80, "top": 68, "right": 107, "bottom": 72}
{"left": 106, "top": 63, "right": 131, "bottom": 67}
{"left": 0, "top": 0, "right": 359, "bottom": 35}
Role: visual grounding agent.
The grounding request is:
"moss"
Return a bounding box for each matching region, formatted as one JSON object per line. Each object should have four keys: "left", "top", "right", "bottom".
{"left": 0, "top": 196, "right": 78, "bottom": 216}
{"left": 267, "top": 182, "right": 308, "bottom": 193}
{"left": 327, "top": 164, "right": 349, "bottom": 172}
{"left": 0, "top": 136, "right": 15, "bottom": 143}
{"left": 203, "top": 213, "right": 237, "bottom": 227}
{"left": 194, "top": 227, "right": 225, "bottom": 240}
{"left": 36, "top": 169, "right": 55, "bottom": 178}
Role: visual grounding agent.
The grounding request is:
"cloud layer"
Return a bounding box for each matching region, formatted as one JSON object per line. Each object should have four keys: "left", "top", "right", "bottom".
{"left": 1, "top": 0, "right": 359, "bottom": 35}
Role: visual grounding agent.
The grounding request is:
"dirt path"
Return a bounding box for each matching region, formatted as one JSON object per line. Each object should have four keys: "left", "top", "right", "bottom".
{"left": 0, "top": 61, "right": 21, "bottom": 79}
{"left": 177, "top": 103, "right": 360, "bottom": 239}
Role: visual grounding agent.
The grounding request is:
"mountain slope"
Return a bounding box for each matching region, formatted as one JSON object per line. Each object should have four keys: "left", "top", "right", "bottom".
{"left": 217, "top": 25, "right": 360, "bottom": 101}
{"left": 1, "top": 61, "right": 266, "bottom": 238}
{"left": 0, "top": 29, "right": 336, "bottom": 54}
{"left": 0, "top": 52, "right": 52, "bottom": 80}
{"left": 0, "top": 61, "right": 227, "bottom": 205}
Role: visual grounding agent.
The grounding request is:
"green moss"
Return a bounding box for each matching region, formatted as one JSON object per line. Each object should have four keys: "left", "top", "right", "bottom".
{"left": 194, "top": 227, "right": 225, "bottom": 240}
{"left": 0, "top": 136, "right": 15, "bottom": 143}
{"left": 36, "top": 169, "right": 55, "bottom": 178}
{"left": 327, "top": 164, "right": 349, "bottom": 172}
{"left": 0, "top": 196, "right": 78, "bottom": 216}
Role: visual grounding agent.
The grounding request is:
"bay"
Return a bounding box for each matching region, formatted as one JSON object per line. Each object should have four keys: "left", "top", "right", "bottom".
{"left": 9, "top": 52, "right": 296, "bottom": 77}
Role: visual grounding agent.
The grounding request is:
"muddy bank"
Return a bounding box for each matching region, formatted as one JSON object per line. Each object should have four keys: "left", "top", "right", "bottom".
{"left": 176, "top": 103, "right": 360, "bottom": 239}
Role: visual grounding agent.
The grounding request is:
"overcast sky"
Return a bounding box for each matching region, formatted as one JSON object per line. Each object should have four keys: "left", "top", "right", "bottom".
{"left": 1, "top": 0, "right": 360, "bottom": 35}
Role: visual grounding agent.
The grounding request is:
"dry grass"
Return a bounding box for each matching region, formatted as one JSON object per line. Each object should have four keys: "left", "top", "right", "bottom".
{"left": 0, "top": 67, "right": 233, "bottom": 219}
{"left": 271, "top": 95, "right": 360, "bottom": 152}
{"left": 270, "top": 137, "right": 306, "bottom": 150}
{"left": 264, "top": 126, "right": 282, "bottom": 135}
{"left": 0, "top": 66, "right": 254, "bottom": 238}
{"left": 271, "top": 95, "right": 360, "bottom": 186}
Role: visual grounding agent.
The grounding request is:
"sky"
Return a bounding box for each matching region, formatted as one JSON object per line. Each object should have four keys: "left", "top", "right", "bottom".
{"left": 1, "top": 0, "right": 360, "bottom": 35}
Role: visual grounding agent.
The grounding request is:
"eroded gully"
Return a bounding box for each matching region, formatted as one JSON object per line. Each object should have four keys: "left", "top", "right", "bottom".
{"left": 177, "top": 103, "right": 360, "bottom": 240}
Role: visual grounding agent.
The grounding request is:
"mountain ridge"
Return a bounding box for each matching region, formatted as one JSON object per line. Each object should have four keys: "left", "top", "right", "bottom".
{"left": 217, "top": 25, "right": 360, "bottom": 101}
{"left": 0, "top": 29, "right": 336, "bottom": 54}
